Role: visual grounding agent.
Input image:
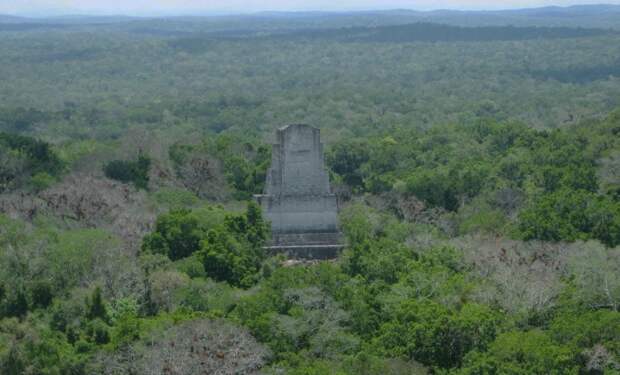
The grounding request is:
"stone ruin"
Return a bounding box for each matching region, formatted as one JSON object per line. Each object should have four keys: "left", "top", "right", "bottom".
{"left": 255, "top": 124, "right": 342, "bottom": 259}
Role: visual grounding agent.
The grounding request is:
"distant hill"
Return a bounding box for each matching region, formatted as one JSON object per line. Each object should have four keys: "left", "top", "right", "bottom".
{"left": 248, "top": 4, "right": 620, "bottom": 19}
{"left": 0, "top": 15, "right": 27, "bottom": 23}
{"left": 171, "top": 4, "right": 620, "bottom": 32}
{"left": 253, "top": 22, "right": 618, "bottom": 44}
{"left": 0, "top": 14, "right": 144, "bottom": 25}
{"left": 0, "top": 14, "right": 146, "bottom": 32}
{"left": 166, "top": 22, "right": 618, "bottom": 55}
{"left": 421, "top": 4, "right": 620, "bottom": 29}
{"left": 42, "top": 15, "right": 146, "bottom": 24}
{"left": 3, "top": 4, "right": 620, "bottom": 34}
{"left": 502, "top": 4, "right": 620, "bottom": 16}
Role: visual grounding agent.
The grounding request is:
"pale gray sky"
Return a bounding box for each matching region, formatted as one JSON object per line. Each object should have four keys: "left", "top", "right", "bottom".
{"left": 2, "top": 0, "right": 619, "bottom": 16}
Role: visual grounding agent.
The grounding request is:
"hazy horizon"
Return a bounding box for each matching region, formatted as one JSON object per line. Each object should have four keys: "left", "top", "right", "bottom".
{"left": 2, "top": 0, "right": 620, "bottom": 17}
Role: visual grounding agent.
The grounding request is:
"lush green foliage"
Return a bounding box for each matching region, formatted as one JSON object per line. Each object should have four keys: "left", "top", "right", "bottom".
{"left": 142, "top": 209, "right": 207, "bottom": 261}
{"left": 326, "top": 113, "right": 620, "bottom": 246}
{"left": 2, "top": 13, "right": 620, "bottom": 142}
{"left": 142, "top": 202, "right": 268, "bottom": 287}
{"left": 103, "top": 154, "right": 151, "bottom": 189}
{"left": 0, "top": 132, "right": 63, "bottom": 191}
{"left": 519, "top": 188, "right": 620, "bottom": 246}
{"left": 2, "top": 10, "right": 620, "bottom": 374}
{"left": 457, "top": 330, "right": 580, "bottom": 374}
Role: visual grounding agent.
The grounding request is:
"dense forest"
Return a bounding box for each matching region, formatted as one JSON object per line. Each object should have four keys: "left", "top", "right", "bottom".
{"left": 1, "top": 5, "right": 620, "bottom": 374}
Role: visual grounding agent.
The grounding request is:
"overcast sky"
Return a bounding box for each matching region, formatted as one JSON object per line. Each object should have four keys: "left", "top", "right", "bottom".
{"left": 2, "top": 0, "right": 620, "bottom": 16}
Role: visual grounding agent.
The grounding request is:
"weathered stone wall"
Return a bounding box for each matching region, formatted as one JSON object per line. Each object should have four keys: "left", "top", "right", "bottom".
{"left": 256, "top": 124, "right": 341, "bottom": 258}
{"left": 270, "top": 124, "right": 330, "bottom": 197}
{"left": 261, "top": 195, "right": 339, "bottom": 234}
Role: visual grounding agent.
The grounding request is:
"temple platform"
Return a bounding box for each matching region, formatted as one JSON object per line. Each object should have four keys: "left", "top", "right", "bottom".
{"left": 264, "top": 244, "right": 344, "bottom": 260}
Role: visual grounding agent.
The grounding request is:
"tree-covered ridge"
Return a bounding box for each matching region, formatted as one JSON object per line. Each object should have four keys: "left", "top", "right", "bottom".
{"left": 4, "top": 5, "right": 620, "bottom": 31}
{"left": 263, "top": 22, "right": 617, "bottom": 43}
{"left": 1, "top": 21, "right": 620, "bottom": 137}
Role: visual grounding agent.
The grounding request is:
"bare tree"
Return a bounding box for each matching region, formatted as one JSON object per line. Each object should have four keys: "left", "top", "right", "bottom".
{"left": 91, "top": 319, "right": 270, "bottom": 375}
{"left": 598, "top": 151, "right": 620, "bottom": 195}
{"left": 564, "top": 241, "right": 620, "bottom": 311}
{"left": 583, "top": 344, "right": 620, "bottom": 373}
{"left": 0, "top": 220, "right": 145, "bottom": 302}
{"left": 454, "top": 236, "right": 565, "bottom": 315}
{"left": 176, "top": 152, "right": 230, "bottom": 201}
{"left": 148, "top": 270, "right": 190, "bottom": 313}
{"left": 0, "top": 173, "right": 156, "bottom": 250}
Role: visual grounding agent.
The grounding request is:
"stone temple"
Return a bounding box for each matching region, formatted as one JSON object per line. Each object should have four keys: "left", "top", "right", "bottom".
{"left": 255, "top": 124, "right": 342, "bottom": 259}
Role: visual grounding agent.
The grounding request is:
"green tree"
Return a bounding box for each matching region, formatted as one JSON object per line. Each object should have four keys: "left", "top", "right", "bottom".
{"left": 245, "top": 200, "right": 269, "bottom": 248}
{"left": 2, "top": 289, "right": 28, "bottom": 318}
{"left": 375, "top": 300, "right": 500, "bottom": 369}
{"left": 29, "top": 280, "right": 54, "bottom": 309}
{"left": 86, "top": 286, "right": 108, "bottom": 321}
{"left": 457, "top": 330, "right": 579, "bottom": 375}
{"left": 326, "top": 139, "right": 370, "bottom": 190}
{"left": 199, "top": 203, "right": 267, "bottom": 287}
{"left": 142, "top": 209, "right": 204, "bottom": 260}
{"left": 103, "top": 154, "right": 151, "bottom": 189}
{"left": 550, "top": 309, "right": 620, "bottom": 356}
{"left": 519, "top": 189, "right": 620, "bottom": 246}
{"left": 405, "top": 169, "right": 459, "bottom": 211}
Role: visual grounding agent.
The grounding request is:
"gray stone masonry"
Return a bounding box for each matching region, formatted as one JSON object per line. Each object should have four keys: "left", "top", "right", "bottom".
{"left": 255, "top": 124, "right": 342, "bottom": 259}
